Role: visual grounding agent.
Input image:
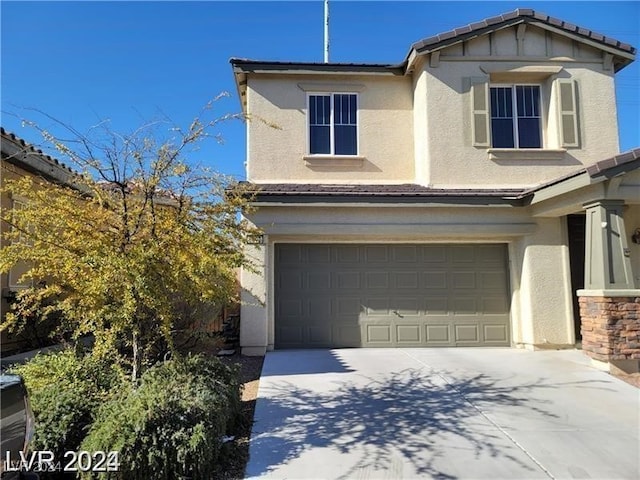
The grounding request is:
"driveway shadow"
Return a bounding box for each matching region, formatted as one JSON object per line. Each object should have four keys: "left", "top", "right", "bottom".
{"left": 259, "top": 350, "right": 356, "bottom": 376}
{"left": 247, "top": 368, "right": 569, "bottom": 479}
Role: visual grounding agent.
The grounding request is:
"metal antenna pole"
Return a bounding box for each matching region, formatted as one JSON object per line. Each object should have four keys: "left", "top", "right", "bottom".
{"left": 324, "top": 0, "right": 330, "bottom": 63}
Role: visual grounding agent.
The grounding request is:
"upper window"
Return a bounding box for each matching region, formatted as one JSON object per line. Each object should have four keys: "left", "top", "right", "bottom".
{"left": 490, "top": 85, "right": 541, "bottom": 148}
{"left": 308, "top": 93, "right": 358, "bottom": 155}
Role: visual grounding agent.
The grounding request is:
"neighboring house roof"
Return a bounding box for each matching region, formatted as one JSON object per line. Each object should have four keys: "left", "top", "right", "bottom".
{"left": 241, "top": 147, "right": 640, "bottom": 206}
{"left": 406, "top": 8, "right": 636, "bottom": 71}
{"left": 1, "top": 127, "right": 78, "bottom": 187}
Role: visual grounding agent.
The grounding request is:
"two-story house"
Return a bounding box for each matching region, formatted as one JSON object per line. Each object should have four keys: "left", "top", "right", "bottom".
{"left": 231, "top": 9, "right": 639, "bottom": 368}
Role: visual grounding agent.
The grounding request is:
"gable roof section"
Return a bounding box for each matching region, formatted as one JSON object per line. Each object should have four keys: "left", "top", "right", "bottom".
{"left": 523, "top": 147, "right": 640, "bottom": 204}
{"left": 407, "top": 8, "right": 635, "bottom": 72}
{"left": 1, "top": 127, "right": 79, "bottom": 187}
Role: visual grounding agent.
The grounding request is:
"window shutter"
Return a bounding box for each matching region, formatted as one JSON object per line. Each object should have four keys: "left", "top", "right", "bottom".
{"left": 557, "top": 79, "right": 579, "bottom": 148}
{"left": 470, "top": 78, "right": 490, "bottom": 147}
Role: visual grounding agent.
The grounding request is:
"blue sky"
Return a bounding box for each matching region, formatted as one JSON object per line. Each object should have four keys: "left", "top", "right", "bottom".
{"left": 2, "top": 1, "right": 638, "bottom": 180}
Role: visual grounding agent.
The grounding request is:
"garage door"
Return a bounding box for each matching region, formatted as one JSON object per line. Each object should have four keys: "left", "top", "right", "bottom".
{"left": 275, "top": 244, "right": 511, "bottom": 348}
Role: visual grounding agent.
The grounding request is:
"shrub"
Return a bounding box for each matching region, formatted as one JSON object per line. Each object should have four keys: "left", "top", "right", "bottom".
{"left": 11, "top": 349, "right": 124, "bottom": 458}
{"left": 81, "top": 354, "right": 241, "bottom": 480}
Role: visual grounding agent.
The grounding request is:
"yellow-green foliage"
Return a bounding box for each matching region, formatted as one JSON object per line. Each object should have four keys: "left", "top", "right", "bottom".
{"left": 1, "top": 117, "right": 259, "bottom": 378}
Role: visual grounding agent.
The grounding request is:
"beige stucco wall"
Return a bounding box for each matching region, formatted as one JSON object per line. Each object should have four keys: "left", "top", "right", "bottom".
{"left": 246, "top": 74, "right": 415, "bottom": 184}
{"left": 418, "top": 24, "right": 620, "bottom": 188}
{"left": 510, "top": 216, "right": 575, "bottom": 348}
{"left": 239, "top": 204, "right": 576, "bottom": 353}
{"left": 244, "top": 24, "right": 622, "bottom": 189}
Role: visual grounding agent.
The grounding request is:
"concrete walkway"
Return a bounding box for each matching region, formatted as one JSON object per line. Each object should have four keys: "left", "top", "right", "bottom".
{"left": 246, "top": 348, "right": 639, "bottom": 479}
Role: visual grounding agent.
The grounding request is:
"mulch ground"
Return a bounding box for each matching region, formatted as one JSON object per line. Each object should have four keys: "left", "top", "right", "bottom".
{"left": 216, "top": 353, "right": 264, "bottom": 480}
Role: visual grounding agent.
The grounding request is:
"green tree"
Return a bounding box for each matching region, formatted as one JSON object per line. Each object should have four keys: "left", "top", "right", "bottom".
{"left": 1, "top": 100, "right": 259, "bottom": 380}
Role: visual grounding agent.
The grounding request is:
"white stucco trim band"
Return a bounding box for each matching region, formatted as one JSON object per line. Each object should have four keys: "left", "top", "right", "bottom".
{"left": 258, "top": 222, "right": 537, "bottom": 236}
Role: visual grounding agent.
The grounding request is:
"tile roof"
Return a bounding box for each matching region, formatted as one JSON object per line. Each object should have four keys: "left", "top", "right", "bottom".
{"left": 245, "top": 182, "right": 525, "bottom": 197}
{"left": 1, "top": 127, "right": 84, "bottom": 191}
{"left": 410, "top": 8, "right": 636, "bottom": 57}
{"left": 1, "top": 127, "right": 76, "bottom": 176}
{"left": 586, "top": 148, "right": 640, "bottom": 178}
{"left": 241, "top": 182, "right": 527, "bottom": 205}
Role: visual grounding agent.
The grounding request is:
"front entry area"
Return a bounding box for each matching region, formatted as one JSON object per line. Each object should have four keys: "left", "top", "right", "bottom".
{"left": 274, "top": 244, "right": 511, "bottom": 348}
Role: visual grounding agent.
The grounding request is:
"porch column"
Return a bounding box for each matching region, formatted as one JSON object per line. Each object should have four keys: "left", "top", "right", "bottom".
{"left": 578, "top": 200, "right": 640, "bottom": 371}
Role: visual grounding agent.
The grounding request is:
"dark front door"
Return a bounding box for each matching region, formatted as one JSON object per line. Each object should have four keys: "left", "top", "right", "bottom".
{"left": 567, "top": 214, "right": 586, "bottom": 341}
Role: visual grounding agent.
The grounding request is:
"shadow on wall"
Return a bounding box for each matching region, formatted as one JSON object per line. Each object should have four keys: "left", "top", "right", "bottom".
{"left": 246, "top": 369, "right": 580, "bottom": 479}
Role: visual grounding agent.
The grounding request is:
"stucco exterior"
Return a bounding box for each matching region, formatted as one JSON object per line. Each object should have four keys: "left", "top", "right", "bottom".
{"left": 232, "top": 9, "right": 638, "bottom": 355}
{"left": 247, "top": 74, "right": 415, "bottom": 184}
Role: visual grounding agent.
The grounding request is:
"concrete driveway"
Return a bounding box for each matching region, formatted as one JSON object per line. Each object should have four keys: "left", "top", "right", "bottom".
{"left": 245, "top": 348, "right": 639, "bottom": 479}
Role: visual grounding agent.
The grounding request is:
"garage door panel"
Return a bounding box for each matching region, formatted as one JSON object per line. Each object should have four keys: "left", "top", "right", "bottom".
{"left": 365, "top": 272, "right": 389, "bottom": 289}
{"left": 392, "top": 246, "right": 418, "bottom": 262}
{"left": 454, "top": 324, "right": 480, "bottom": 343}
{"left": 275, "top": 244, "right": 510, "bottom": 348}
{"left": 337, "top": 246, "right": 360, "bottom": 263}
{"left": 424, "top": 271, "right": 448, "bottom": 288}
{"left": 396, "top": 325, "right": 421, "bottom": 343}
{"left": 336, "top": 325, "right": 361, "bottom": 347}
{"left": 308, "top": 326, "right": 332, "bottom": 344}
{"left": 481, "top": 297, "right": 509, "bottom": 314}
{"left": 308, "top": 272, "right": 331, "bottom": 289}
{"left": 451, "top": 297, "right": 478, "bottom": 314}
{"left": 422, "top": 245, "right": 447, "bottom": 263}
{"left": 277, "top": 326, "right": 304, "bottom": 346}
{"left": 366, "top": 324, "right": 392, "bottom": 343}
{"left": 365, "top": 298, "right": 389, "bottom": 315}
{"left": 336, "top": 271, "right": 360, "bottom": 289}
{"left": 452, "top": 271, "right": 476, "bottom": 289}
{"left": 278, "top": 245, "right": 303, "bottom": 263}
{"left": 307, "top": 245, "right": 331, "bottom": 263}
{"left": 308, "top": 298, "right": 331, "bottom": 320}
{"left": 394, "top": 272, "right": 419, "bottom": 289}
{"left": 365, "top": 246, "right": 389, "bottom": 262}
{"left": 484, "top": 324, "right": 509, "bottom": 342}
{"left": 425, "top": 324, "right": 452, "bottom": 344}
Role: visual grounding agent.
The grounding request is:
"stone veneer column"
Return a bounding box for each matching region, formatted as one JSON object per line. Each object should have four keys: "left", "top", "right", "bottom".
{"left": 579, "top": 296, "right": 640, "bottom": 362}
{"left": 578, "top": 200, "right": 640, "bottom": 370}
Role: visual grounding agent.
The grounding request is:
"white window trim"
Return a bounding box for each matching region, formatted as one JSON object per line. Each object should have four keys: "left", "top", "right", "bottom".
{"left": 306, "top": 92, "right": 359, "bottom": 157}
{"left": 490, "top": 83, "right": 543, "bottom": 149}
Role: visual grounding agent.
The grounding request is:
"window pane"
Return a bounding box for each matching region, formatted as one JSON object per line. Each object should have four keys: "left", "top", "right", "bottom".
{"left": 516, "top": 86, "right": 540, "bottom": 117}
{"left": 310, "top": 95, "right": 330, "bottom": 125}
{"left": 491, "top": 118, "right": 515, "bottom": 148}
{"left": 518, "top": 118, "right": 541, "bottom": 148}
{"left": 490, "top": 87, "right": 513, "bottom": 119}
{"left": 335, "top": 125, "right": 357, "bottom": 155}
{"left": 310, "top": 125, "right": 331, "bottom": 153}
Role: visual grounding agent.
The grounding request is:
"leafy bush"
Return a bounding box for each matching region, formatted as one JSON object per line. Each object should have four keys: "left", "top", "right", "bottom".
{"left": 81, "top": 354, "right": 241, "bottom": 479}
{"left": 11, "top": 349, "right": 124, "bottom": 457}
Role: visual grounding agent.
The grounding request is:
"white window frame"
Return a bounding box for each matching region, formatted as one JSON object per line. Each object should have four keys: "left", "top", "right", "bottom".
{"left": 490, "top": 83, "right": 543, "bottom": 149}
{"left": 307, "top": 92, "right": 359, "bottom": 156}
